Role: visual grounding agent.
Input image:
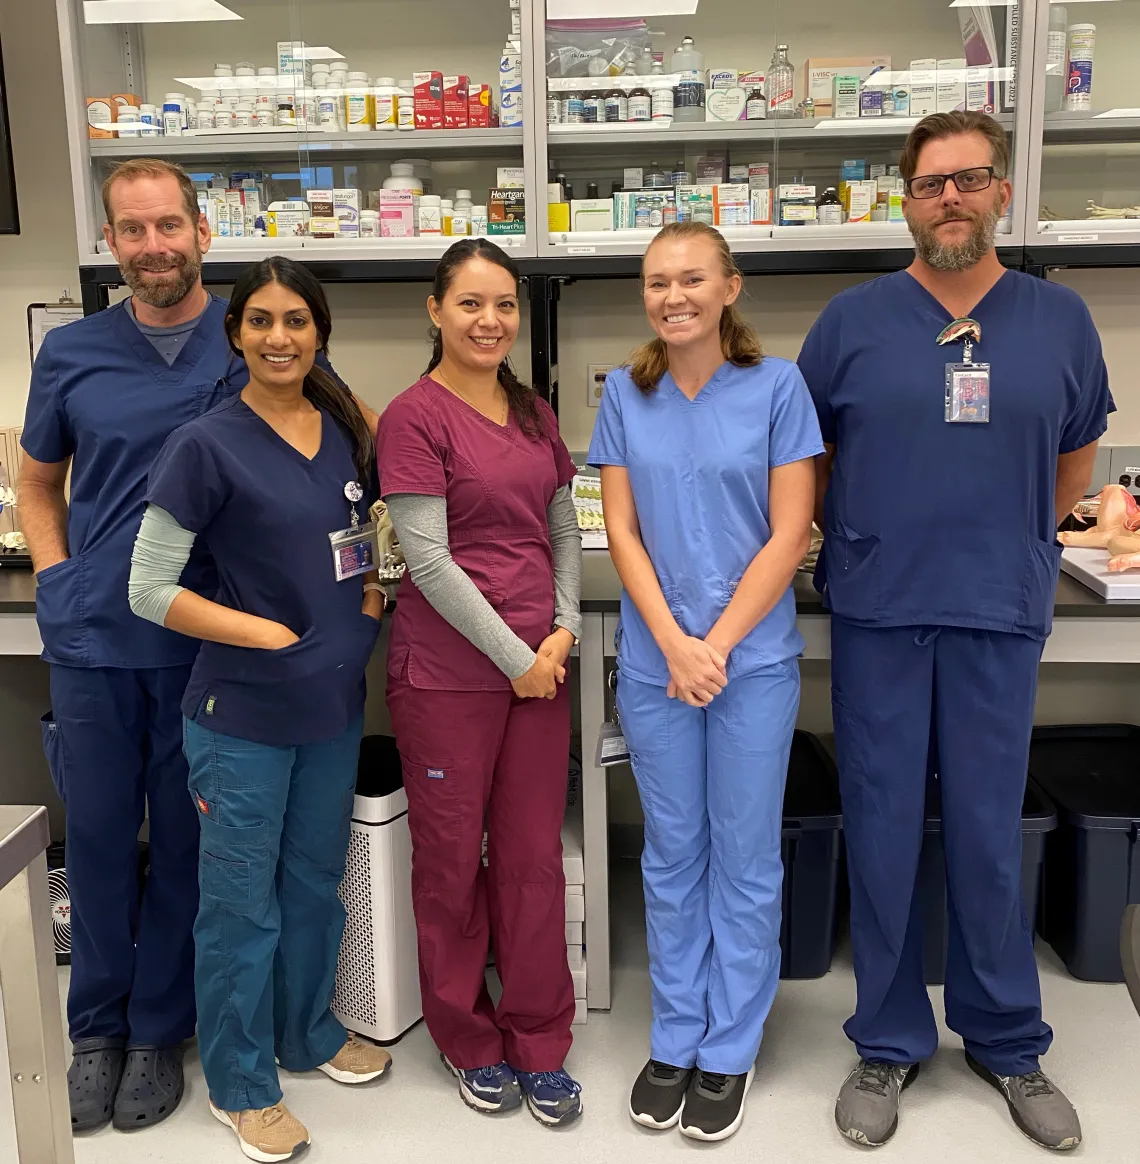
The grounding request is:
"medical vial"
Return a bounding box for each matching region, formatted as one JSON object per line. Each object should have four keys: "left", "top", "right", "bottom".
{"left": 817, "top": 187, "right": 844, "bottom": 225}
{"left": 634, "top": 195, "right": 651, "bottom": 229}
{"left": 746, "top": 85, "right": 767, "bottom": 120}
{"left": 650, "top": 62, "right": 674, "bottom": 122}
{"left": 547, "top": 93, "right": 562, "bottom": 125}
{"left": 562, "top": 91, "right": 585, "bottom": 125}
{"left": 649, "top": 194, "right": 664, "bottom": 229}
{"left": 583, "top": 93, "right": 604, "bottom": 124}
{"left": 627, "top": 82, "right": 652, "bottom": 122}
{"left": 645, "top": 162, "right": 669, "bottom": 188}
{"left": 662, "top": 193, "right": 678, "bottom": 226}
{"left": 604, "top": 87, "right": 628, "bottom": 123}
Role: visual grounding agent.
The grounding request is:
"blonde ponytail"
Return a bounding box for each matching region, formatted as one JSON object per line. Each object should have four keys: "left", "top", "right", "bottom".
{"left": 628, "top": 221, "right": 763, "bottom": 394}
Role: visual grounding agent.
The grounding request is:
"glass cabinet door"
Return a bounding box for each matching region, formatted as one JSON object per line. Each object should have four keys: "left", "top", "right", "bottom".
{"left": 536, "top": 0, "right": 1027, "bottom": 262}
{"left": 1031, "top": 0, "right": 1140, "bottom": 248}
{"left": 65, "top": 0, "right": 537, "bottom": 267}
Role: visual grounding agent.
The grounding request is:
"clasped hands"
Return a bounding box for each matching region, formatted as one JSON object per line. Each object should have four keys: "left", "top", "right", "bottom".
{"left": 511, "top": 627, "right": 575, "bottom": 700}
{"left": 663, "top": 631, "right": 729, "bottom": 707}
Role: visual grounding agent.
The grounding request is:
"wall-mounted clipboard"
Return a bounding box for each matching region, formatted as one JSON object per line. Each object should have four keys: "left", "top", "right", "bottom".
{"left": 27, "top": 296, "right": 84, "bottom": 364}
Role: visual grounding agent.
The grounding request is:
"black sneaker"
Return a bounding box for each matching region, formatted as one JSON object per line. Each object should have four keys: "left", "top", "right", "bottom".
{"left": 678, "top": 1066, "right": 755, "bottom": 1142}
{"left": 629, "top": 1059, "right": 693, "bottom": 1130}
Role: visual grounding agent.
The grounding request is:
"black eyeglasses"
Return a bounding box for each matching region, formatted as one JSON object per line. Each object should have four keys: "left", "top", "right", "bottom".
{"left": 905, "top": 167, "right": 996, "bottom": 200}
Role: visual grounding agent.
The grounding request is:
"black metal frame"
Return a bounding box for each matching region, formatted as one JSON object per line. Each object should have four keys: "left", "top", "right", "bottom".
{"left": 77, "top": 240, "right": 1140, "bottom": 412}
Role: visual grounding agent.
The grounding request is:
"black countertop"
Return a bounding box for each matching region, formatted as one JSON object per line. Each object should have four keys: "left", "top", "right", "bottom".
{"left": 580, "top": 549, "right": 1140, "bottom": 617}
{"left": 1, "top": 551, "right": 1134, "bottom": 621}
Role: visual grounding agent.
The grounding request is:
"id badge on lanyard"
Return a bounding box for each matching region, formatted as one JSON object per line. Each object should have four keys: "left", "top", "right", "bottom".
{"left": 937, "top": 317, "right": 990, "bottom": 424}
{"left": 329, "top": 481, "right": 379, "bottom": 581}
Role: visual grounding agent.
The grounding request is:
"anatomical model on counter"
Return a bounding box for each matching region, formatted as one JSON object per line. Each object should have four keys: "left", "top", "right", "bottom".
{"left": 1059, "top": 484, "right": 1140, "bottom": 571}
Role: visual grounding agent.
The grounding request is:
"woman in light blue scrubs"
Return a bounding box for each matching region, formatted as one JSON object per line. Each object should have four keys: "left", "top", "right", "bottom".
{"left": 589, "top": 222, "right": 822, "bottom": 1143}
{"left": 128, "top": 257, "right": 390, "bottom": 1161}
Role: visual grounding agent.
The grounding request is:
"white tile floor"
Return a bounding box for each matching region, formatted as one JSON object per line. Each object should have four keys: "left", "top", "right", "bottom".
{"left": 65, "top": 862, "right": 1140, "bottom": 1164}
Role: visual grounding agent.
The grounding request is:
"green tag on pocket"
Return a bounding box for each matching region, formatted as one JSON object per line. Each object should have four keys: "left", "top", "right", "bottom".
{"left": 205, "top": 696, "right": 216, "bottom": 716}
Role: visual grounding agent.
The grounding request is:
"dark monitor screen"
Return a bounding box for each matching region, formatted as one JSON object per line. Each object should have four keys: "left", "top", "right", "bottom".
{"left": 0, "top": 37, "right": 19, "bottom": 235}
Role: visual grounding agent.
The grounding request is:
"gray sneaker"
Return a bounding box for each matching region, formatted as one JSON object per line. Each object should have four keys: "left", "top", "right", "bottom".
{"left": 965, "top": 1052, "right": 1082, "bottom": 1151}
{"left": 835, "top": 1059, "right": 920, "bottom": 1147}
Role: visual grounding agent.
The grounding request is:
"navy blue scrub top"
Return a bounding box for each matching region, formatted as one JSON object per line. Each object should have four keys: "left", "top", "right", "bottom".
{"left": 21, "top": 296, "right": 246, "bottom": 669}
{"left": 799, "top": 270, "right": 1114, "bottom": 640}
{"left": 146, "top": 396, "right": 380, "bottom": 747}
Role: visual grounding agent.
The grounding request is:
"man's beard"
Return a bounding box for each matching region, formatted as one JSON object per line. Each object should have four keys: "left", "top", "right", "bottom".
{"left": 121, "top": 247, "right": 202, "bottom": 308}
{"left": 907, "top": 197, "right": 1002, "bottom": 272}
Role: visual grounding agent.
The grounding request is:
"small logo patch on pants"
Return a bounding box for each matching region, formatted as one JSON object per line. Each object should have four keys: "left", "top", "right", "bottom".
{"left": 196, "top": 796, "right": 209, "bottom": 814}
{"left": 427, "top": 768, "right": 446, "bottom": 780}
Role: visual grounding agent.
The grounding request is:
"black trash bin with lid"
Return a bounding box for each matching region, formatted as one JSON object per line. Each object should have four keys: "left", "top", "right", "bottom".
{"left": 918, "top": 776, "right": 1057, "bottom": 986}
{"left": 1030, "top": 724, "right": 1140, "bottom": 983}
{"left": 780, "top": 731, "right": 844, "bottom": 980}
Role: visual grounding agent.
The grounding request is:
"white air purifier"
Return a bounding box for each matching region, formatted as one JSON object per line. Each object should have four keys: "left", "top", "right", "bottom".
{"left": 333, "top": 781, "right": 422, "bottom": 1043}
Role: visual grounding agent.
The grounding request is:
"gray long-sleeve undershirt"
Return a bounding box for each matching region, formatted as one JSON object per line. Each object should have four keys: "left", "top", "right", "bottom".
{"left": 128, "top": 504, "right": 196, "bottom": 625}
{"left": 386, "top": 485, "right": 581, "bottom": 681}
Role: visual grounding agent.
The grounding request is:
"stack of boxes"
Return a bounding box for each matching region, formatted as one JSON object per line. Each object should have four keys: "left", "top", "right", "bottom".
{"left": 500, "top": 0, "right": 524, "bottom": 129}
{"left": 563, "top": 770, "right": 587, "bottom": 1025}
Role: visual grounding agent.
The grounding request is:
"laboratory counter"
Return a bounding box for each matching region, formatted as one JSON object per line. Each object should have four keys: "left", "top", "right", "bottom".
{"left": 580, "top": 547, "right": 1140, "bottom": 618}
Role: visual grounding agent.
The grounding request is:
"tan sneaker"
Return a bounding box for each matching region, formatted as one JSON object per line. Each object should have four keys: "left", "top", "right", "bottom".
{"left": 209, "top": 1102, "right": 310, "bottom": 1163}
{"left": 317, "top": 1032, "right": 392, "bottom": 1085}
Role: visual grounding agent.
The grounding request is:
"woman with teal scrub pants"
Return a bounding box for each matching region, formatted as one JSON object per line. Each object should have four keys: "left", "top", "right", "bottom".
{"left": 129, "top": 257, "right": 391, "bottom": 1162}
{"left": 589, "top": 222, "right": 823, "bottom": 1143}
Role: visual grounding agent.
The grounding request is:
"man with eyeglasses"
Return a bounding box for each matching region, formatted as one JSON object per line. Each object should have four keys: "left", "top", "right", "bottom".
{"left": 799, "top": 111, "right": 1112, "bottom": 1152}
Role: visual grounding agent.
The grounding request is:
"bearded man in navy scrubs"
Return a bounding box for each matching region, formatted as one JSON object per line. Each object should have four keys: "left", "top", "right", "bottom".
{"left": 799, "top": 112, "right": 1111, "bottom": 1153}
{"left": 19, "top": 159, "right": 374, "bottom": 1136}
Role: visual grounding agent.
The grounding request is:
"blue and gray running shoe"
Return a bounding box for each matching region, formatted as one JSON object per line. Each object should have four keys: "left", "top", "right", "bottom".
{"left": 515, "top": 1069, "right": 583, "bottom": 1127}
{"left": 441, "top": 1055, "right": 521, "bottom": 1114}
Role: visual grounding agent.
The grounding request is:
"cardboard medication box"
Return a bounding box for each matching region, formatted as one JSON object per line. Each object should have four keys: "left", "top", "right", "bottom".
{"left": 414, "top": 71, "right": 444, "bottom": 130}
{"left": 833, "top": 75, "right": 861, "bottom": 120}
{"left": 377, "top": 190, "right": 415, "bottom": 237}
{"left": 307, "top": 189, "right": 338, "bottom": 238}
{"left": 497, "top": 167, "right": 526, "bottom": 189}
{"left": 750, "top": 188, "right": 773, "bottom": 225}
{"left": 334, "top": 188, "right": 361, "bottom": 237}
{"left": 443, "top": 75, "right": 470, "bottom": 129}
{"left": 488, "top": 188, "right": 526, "bottom": 235}
{"left": 937, "top": 59, "right": 966, "bottom": 113}
{"left": 841, "top": 180, "right": 877, "bottom": 223}
{"left": 468, "top": 84, "right": 493, "bottom": 127}
{"left": 548, "top": 202, "right": 571, "bottom": 233}
{"left": 803, "top": 56, "right": 891, "bottom": 115}
{"left": 267, "top": 201, "right": 310, "bottom": 238}
{"left": 909, "top": 60, "right": 937, "bottom": 117}
{"left": 713, "top": 184, "right": 750, "bottom": 227}
{"left": 570, "top": 198, "right": 614, "bottom": 231}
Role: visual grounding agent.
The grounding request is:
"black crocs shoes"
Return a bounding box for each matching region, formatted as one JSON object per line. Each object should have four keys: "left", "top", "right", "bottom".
{"left": 68, "top": 1039, "right": 185, "bottom": 1133}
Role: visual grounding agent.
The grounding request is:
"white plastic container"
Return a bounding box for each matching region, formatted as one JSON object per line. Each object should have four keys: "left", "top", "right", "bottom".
{"left": 254, "top": 105, "right": 274, "bottom": 128}
{"left": 373, "top": 77, "right": 399, "bottom": 130}
{"left": 139, "top": 103, "right": 159, "bottom": 135}
{"left": 318, "top": 93, "right": 338, "bottom": 131}
{"left": 418, "top": 194, "right": 442, "bottom": 235}
{"left": 1065, "top": 23, "right": 1096, "bottom": 111}
{"left": 162, "top": 100, "right": 183, "bottom": 137}
{"left": 235, "top": 62, "right": 255, "bottom": 78}
{"left": 233, "top": 103, "right": 253, "bottom": 128}
{"left": 1045, "top": 6, "right": 1068, "bottom": 113}
{"left": 453, "top": 189, "right": 473, "bottom": 236}
{"left": 220, "top": 88, "right": 240, "bottom": 110}
{"left": 671, "top": 36, "right": 705, "bottom": 123}
{"left": 214, "top": 63, "right": 233, "bottom": 78}
{"left": 346, "top": 72, "right": 373, "bottom": 131}
{"left": 196, "top": 104, "right": 217, "bottom": 130}
{"left": 115, "top": 107, "right": 141, "bottom": 137}
{"left": 359, "top": 209, "right": 380, "bottom": 238}
{"left": 471, "top": 204, "right": 488, "bottom": 236}
{"left": 383, "top": 162, "right": 424, "bottom": 195}
{"left": 215, "top": 106, "right": 234, "bottom": 130}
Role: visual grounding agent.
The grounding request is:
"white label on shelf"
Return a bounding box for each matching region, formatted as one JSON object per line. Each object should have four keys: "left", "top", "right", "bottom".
{"left": 567, "top": 245, "right": 596, "bottom": 254}
{"left": 1057, "top": 233, "right": 1100, "bottom": 242}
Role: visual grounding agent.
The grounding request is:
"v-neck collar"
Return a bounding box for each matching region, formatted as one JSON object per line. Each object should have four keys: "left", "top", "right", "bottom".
{"left": 428, "top": 375, "right": 515, "bottom": 438}
{"left": 898, "top": 267, "right": 1011, "bottom": 325}
{"left": 113, "top": 294, "right": 221, "bottom": 382}
{"left": 662, "top": 360, "right": 733, "bottom": 405}
{"left": 237, "top": 395, "right": 326, "bottom": 467}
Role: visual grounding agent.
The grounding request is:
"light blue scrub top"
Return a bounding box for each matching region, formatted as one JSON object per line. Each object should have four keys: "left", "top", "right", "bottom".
{"left": 588, "top": 358, "right": 824, "bottom": 686}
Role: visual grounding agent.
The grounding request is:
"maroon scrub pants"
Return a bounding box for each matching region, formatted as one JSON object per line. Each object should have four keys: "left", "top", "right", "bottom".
{"left": 387, "top": 678, "right": 575, "bottom": 1071}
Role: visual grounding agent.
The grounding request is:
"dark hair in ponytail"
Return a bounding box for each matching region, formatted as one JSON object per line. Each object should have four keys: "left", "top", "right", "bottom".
{"left": 225, "top": 256, "right": 374, "bottom": 483}
{"left": 424, "top": 238, "right": 543, "bottom": 439}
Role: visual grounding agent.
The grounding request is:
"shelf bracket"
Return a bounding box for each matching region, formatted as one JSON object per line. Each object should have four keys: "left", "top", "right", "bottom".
{"left": 528, "top": 274, "right": 561, "bottom": 415}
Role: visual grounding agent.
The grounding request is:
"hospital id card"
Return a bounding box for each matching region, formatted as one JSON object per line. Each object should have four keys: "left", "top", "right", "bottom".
{"left": 329, "top": 521, "right": 379, "bottom": 581}
{"left": 945, "top": 362, "right": 991, "bottom": 424}
{"left": 595, "top": 722, "right": 630, "bottom": 769}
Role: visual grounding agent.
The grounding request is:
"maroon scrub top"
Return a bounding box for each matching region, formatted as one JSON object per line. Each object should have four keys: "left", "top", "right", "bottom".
{"left": 377, "top": 375, "right": 577, "bottom": 691}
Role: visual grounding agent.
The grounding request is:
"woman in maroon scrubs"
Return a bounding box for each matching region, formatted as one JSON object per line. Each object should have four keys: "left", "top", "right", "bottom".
{"left": 376, "top": 239, "right": 583, "bottom": 1127}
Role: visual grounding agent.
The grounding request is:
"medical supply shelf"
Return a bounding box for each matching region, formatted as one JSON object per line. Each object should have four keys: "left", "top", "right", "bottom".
{"left": 55, "top": 0, "right": 1140, "bottom": 286}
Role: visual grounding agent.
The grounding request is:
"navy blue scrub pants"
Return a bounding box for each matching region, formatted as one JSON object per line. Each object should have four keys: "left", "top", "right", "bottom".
{"left": 830, "top": 619, "right": 1053, "bottom": 1077}
{"left": 44, "top": 664, "right": 199, "bottom": 1048}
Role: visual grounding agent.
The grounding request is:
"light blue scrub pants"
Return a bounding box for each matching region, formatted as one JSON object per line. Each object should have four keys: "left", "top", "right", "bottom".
{"left": 182, "top": 715, "right": 363, "bottom": 1113}
{"left": 617, "top": 661, "right": 800, "bottom": 1075}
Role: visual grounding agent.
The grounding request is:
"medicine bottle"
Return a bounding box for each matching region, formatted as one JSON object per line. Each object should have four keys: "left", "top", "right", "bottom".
{"left": 471, "top": 205, "right": 489, "bottom": 235}
{"left": 627, "top": 81, "right": 651, "bottom": 122}
{"left": 650, "top": 62, "right": 674, "bottom": 122}
{"left": 440, "top": 199, "right": 454, "bottom": 236}
{"left": 453, "top": 190, "right": 474, "bottom": 236}
{"left": 817, "top": 187, "right": 843, "bottom": 226}
{"left": 397, "top": 80, "right": 415, "bottom": 130}
{"left": 604, "top": 86, "right": 628, "bottom": 123}
{"left": 746, "top": 86, "right": 767, "bottom": 120}
{"left": 359, "top": 210, "right": 380, "bottom": 238}
{"left": 562, "top": 91, "right": 585, "bottom": 125}
{"left": 418, "top": 195, "right": 442, "bottom": 236}
{"left": 233, "top": 103, "right": 254, "bottom": 128}
{"left": 374, "top": 78, "right": 400, "bottom": 130}
{"left": 583, "top": 93, "right": 604, "bottom": 124}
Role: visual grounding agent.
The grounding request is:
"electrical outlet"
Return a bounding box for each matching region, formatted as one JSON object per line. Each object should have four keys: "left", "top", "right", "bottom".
{"left": 587, "top": 364, "right": 613, "bottom": 408}
{"left": 1109, "top": 447, "right": 1140, "bottom": 492}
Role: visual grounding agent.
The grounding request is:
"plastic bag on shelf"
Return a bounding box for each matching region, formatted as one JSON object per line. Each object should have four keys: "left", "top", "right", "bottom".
{"left": 545, "top": 18, "right": 650, "bottom": 78}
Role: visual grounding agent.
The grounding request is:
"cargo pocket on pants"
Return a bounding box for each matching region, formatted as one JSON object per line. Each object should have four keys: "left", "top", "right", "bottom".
{"left": 41, "top": 712, "right": 66, "bottom": 803}
{"left": 198, "top": 816, "right": 270, "bottom": 912}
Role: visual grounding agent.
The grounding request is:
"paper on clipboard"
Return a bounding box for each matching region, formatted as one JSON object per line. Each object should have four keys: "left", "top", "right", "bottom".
{"left": 28, "top": 302, "right": 84, "bottom": 363}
